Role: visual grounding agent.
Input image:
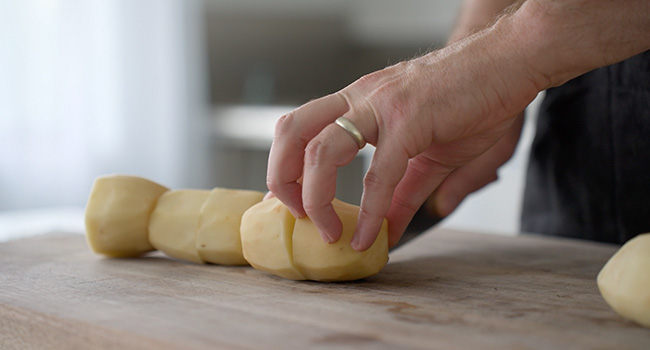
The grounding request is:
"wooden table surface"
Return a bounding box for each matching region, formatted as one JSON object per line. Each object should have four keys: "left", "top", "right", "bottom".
{"left": 1, "top": 228, "right": 648, "bottom": 350}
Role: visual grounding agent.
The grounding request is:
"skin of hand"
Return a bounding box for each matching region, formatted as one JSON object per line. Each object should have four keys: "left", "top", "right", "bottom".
{"left": 448, "top": 0, "right": 522, "bottom": 44}
{"left": 427, "top": 0, "right": 525, "bottom": 221}
{"left": 429, "top": 113, "right": 524, "bottom": 219}
{"left": 267, "top": 0, "right": 650, "bottom": 252}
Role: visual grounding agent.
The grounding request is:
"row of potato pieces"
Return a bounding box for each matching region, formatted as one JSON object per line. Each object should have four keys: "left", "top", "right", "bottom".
{"left": 85, "top": 175, "right": 389, "bottom": 282}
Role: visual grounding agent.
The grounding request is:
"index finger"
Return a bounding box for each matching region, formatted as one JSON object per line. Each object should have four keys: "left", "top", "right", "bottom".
{"left": 266, "top": 93, "right": 349, "bottom": 218}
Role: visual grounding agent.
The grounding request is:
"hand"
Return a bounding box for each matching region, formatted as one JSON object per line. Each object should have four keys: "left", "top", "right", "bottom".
{"left": 267, "top": 24, "right": 540, "bottom": 251}
{"left": 267, "top": 0, "right": 650, "bottom": 252}
{"left": 410, "top": 0, "right": 524, "bottom": 231}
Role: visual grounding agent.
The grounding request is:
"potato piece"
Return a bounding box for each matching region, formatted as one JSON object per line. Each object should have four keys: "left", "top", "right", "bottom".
{"left": 197, "top": 188, "right": 264, "bottom": 265}
{"left": 149, "top": 189, "right": 210, "bottom": 264}
{"left": 597, "top": 233, "right": 650, "bottom": 328}
{"left": 240, "top": 198, "right": 389, "bottom": 281}
{"left": 85, "top": 175, "right": 168, "bottom": 257}
{"left": 240, "top": 198, "right": 305, "bottom": 280}
{"left": 292, "top": 199, "right": 389, "bottom": 282}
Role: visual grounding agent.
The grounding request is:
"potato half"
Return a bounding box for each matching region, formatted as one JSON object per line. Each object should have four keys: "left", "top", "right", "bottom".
{"left": 241, "top": 198, "right": 389, "bottom": 282}
{"left": 85, "top": 175, "right": 169, "bottom": 257}
{"left": 292, "top": 199, "right": 389, "bottom": 282}
{"left": 149, "top": 189, "right": 210, "bottom": 264}
{"left": 241, "top": 198, "right": 305, "bottom": 280}
{"left": 197, "top": 188, "right": 264, "bottom": 265}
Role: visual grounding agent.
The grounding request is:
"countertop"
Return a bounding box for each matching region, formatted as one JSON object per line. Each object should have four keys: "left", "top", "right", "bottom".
{"left": 1, "top": 228, "right": 648, "bottom": 349}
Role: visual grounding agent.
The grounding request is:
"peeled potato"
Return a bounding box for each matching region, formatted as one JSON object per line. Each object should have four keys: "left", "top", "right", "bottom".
{"left": 241, "top": 198, "right": 389, "bottom": 281}
{"left": 149, "top": 189, "right": 210, "bottom": 264}
{"left": 241, "top": 198, "right": 305, "bottom": 280}
{"left": 597, "top": 233, "right": 650, "bottom": 328}
{"left": 197, "top": 188, "right": 264, "bottom": 265}
{"left": 85, "top": 175, "right": 168, "bottom": 257}
{"left": 86, "top": 173, "right": 389, "bottom": 282}
{"left": 292, "top": 199, "right": 389, "bottom": 282}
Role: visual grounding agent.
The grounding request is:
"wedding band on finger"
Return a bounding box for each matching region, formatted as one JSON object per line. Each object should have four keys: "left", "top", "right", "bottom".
{"left": 334, "top": 117, "right": 366, "bottom": 149}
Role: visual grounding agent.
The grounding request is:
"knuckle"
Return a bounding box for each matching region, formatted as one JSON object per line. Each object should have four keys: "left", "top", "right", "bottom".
{"left": 376, "top": 82, "right": 410, "bottom": 116}
{"left": 409, "top": 156, "right": 442, "bottom": 179}
{"left": 365, "top": 88, "right": 412, "bottom": 136}
{"left": 355, "top": 70, "right": 381, "bottom": 87}
{"left": 391, "top": 193, "right": 421, "bottom": 214}
{"left": 274, "top": 111, "right": 297, "bottom": 137}
{"left": 304, "top": 138, "right": 330, "bottom": 166}
{"left": 414, "top": 153, "right": 457, "bottom": 175}
{"left": 302, "top": 200, "right": 327, "bottom": 215}
{"left": 266, "top": 177, "right": 280, "bottom": 193}
{"left": 359, "top": 205, "right": 378, "bottom": 220}
{"left": 357, "top": 205, "right": 377, "bottom": 223}
{"left": 362, "top": 170, "right": 384, "bottom": 191}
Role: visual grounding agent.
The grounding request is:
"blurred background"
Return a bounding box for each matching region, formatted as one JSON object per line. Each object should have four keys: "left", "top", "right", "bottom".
{"left": 0, "top": 0, "right": 539, "bottom": 241}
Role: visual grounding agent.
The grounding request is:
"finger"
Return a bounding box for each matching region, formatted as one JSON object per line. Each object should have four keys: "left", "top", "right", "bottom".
{"left": 267, "top": 93, "right": 349, "bottom": 218}
{"left": 431, "top": 113, "right": 524, "bottom": 217}
{"left": 430, "top": 156, "right": 499, "bottom": 218}
{"left": 351, "top": 144, "right": 410, "bottom": 251}
{"left": 384, "top": 155, "right": 454, "bottom": 247}
{"left": 302, "top": 120, "right": 364, "bottom": 243}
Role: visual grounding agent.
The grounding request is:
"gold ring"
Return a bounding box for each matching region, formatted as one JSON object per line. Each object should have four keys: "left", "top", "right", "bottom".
{"left": 334, "top": 117, "right": 366, "bottom": 149}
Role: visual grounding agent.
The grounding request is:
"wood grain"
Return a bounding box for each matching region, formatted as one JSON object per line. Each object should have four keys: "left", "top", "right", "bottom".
{"left": 1, "top": 229, "right": 648, "bottom": 349}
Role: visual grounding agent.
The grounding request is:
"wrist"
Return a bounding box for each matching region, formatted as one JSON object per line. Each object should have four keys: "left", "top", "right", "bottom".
{"left": 399, "top": 32, "right": 537, "bottom": 142}
{"left": 505, "top": 0, "right": 650, "bottom": 88}
{"left": 447, "top": 18, "right": 544, "bottom": 117}
{"left": 502, "top": 0, "right": 584, "bottom": 88}
{"left": 448, "top": 0, "right": 520, "bottom": 44}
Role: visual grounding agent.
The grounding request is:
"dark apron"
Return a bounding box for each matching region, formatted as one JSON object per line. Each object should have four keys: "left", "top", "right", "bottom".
{"left": 521, "top": 50, "right": 650, "bottom": 244}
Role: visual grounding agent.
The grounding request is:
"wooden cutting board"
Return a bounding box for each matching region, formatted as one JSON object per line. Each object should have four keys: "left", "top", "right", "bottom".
{"left": 1, "top": 228, "right": 648, "bottom": 350}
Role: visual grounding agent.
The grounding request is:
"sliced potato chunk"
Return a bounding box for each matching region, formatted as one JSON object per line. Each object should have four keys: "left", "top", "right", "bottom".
{"left": 197, "top": 188, "right": 264, "bottom": 265}
{"left": 85, "top": 175, "right": 168, "bottom": 257}
{"left": 597, "top": 233, "right": 650, "bottom": 328}
{"left": 240, "top": 198, "right": 389, "bottom": 281}
{"left": 240, "top": 198, "right": 305, "bottom": 280}
{"left": 292, "top": 199, "right": 389, "bottom": 282}
{"left": 149, "top": 189, "right": 210, "bottom": 264}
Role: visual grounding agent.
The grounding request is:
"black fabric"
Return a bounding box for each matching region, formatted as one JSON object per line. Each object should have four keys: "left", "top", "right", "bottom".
{"left": 521, "top": 50, "right": 650, "bottom": 244}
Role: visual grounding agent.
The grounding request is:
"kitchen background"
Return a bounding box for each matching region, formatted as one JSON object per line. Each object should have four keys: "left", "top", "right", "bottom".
{"left": 0, "top": 0, "right": 541, "bottom": 241}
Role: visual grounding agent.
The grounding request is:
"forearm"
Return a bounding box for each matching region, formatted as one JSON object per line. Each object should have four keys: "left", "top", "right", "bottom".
{"left": 505, "top": 0, "right": 650, "bottom": 88}
{"left": 448, "top": 0, "right": 522, "bottom": 43}
{"left": 419, "top": 0, "right": 650, "bottom": 125}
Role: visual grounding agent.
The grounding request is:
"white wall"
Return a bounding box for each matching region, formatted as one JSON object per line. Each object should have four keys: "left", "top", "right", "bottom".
{"left": 0, "top": 0, "right": 211, "bottom": 211}
{"left": 0, "top": 0, "right": 532, "bottom": 240}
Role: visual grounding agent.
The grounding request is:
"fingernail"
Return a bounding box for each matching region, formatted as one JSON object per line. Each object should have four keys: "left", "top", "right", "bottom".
{"left": 350, "top": 231, "right": 361, "bottom": 251}
{"left": 435, "top": 194, "right": 459, "bottom": 217}
{"left": 288, "top": 207, "right": 306, "bottom": 219}
{"left": 351, "top": 218, "right": 366, "bottom": 251}
{"left": 320, "top": 230, "right": 335, "bottom": 244}
{"left": 444, "top": 195, "right": 459, "bottom": 215}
